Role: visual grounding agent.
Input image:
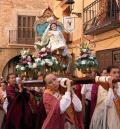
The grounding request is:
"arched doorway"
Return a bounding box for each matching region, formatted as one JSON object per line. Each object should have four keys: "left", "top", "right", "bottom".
{"left": 2, "top": 55, "right": 20, "bottom": 80}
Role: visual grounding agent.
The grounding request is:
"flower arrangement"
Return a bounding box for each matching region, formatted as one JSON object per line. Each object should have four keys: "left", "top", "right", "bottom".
{"left": 73, "top": 41, "right": 99, "bottom": 73}
{"left": 60, "top": 63, "right": 67, "bottom": 72}
{"left": 32, "top": 36, "right": 60, "bottom": 72}
{"left": 15, "top": 48, "right": 33, "bottom": 74}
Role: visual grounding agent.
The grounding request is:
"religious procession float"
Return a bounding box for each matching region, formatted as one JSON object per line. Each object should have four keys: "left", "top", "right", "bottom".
{"left": 15, "top": 7, "right": 119, "bottom": 92}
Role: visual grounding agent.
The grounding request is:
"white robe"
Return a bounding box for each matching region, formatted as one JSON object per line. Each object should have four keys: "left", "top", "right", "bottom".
{"left": 90, "top": 85, "right": 120, "bottom": 129}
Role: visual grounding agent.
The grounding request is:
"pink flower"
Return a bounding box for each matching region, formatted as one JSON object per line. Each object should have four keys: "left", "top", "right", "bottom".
{"left": 41, "top": 53, "right": 47, "bottom": 57}
{"left": 19, "top": 59, "right": 22, "bottom": 62}
{"left": 26, "top": 58, "right": 31, "bottom": 62}
{"left": 37, "top": 50, "right": 42, "bottom": 54}
{"left": 79, "top": 52, "right": 81, "bottom": 55}
{"left": 87, "top": 51, "right": 91, "bottom": 54}
{"left": 81, "top": 54, "right": 87, "bottom": 58}
{"left": 46, "top": 49, "right": 52, "bottom": 53}
{"left": 23, "top": 61, "right": 27, "bottom": 64}
{"left": 37, "top": 54, "right": 40, "bottom": 57}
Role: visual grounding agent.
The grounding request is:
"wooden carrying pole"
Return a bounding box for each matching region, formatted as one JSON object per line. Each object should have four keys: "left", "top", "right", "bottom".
{"left": 22, "top": 77, "right": 120, "bottom": 87}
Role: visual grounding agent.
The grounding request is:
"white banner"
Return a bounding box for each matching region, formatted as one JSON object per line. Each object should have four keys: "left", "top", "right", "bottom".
{"left": 62, "top": 16, "right": 75, "bottom": 33}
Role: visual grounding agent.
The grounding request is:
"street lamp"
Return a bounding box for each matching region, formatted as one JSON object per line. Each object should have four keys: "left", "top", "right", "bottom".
{"left": 65, "top": 0, "right": 75, "bottom": 4}
{"left": 65, "top": 0, "right": 82, "bottom": 18}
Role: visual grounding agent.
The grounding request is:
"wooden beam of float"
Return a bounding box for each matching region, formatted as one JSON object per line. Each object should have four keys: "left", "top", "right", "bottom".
{"left": 22, "top": 77, "right": 120, "bottom": 87}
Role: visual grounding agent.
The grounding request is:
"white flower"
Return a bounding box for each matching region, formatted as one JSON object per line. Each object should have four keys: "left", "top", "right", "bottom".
{"left": 81, "top": 61, "right": 86, "bottom": 64}
{"left": 34, "top": 45, "right": 37, "bottom": 49}
{"left": 20, "top": 50, "right": 27, "bottom": 55}
{"left": 27, "top": 62, "right": 31, "bottom": 65}
{"left": 29, "top": 65, "right": 32, "bottom": 68}
{"left": 37, "top": 58, "right": 41, "bottom": 62}
{"left": 41, "top": 47, "right": 46, "bottom": 52}
{"left": 56, "top": 61, "right": 58, "bottom": 64}
{"left": 40, "top": 42, "right": 44, "bottom": 46}
{"left": 41, "top": 61, "right": 45, "bottom": 66}
{"left": 35, "top": 41, "right": 44, "bottom": 46}
{"left": 21, "top": 67, "right": 25, "bottom": 70}
{"left": 16, "top": 65, "right": 19, "bottom": 69}
{"left": 35, "top": 59, "right": 37, "bottom": 62}
{"left": 27, "top": 56, "right": 31, "bottom": 59}
{"left": 48, "top": 62, "right": 53, "bottom": 66}
{"left": 62, "top": 64, "right": 66, "bottom": 68}
{"left": 22, "top": 55, "right": 26, "bottom": 59}
{"left": 89, "top": 57, "right": 93, "bottom": 60}
{"left": 44, "top": 59, "right": 50, "bottom": 63}
{"left": 75, "top": 62, "right": 78, "bottom": 65}
{"left": 91, "top": 61, "right": 94, "bottom": 65}
{"left": 35, "top": 58, "right": 41, "bottom": 62}
{"left": 82, "top": 49, "right": 87, "bottom": 52}
{"left": 52, "top": 57, "right": 56, "bottom": 61}
{"left": 33, "top": 63, "right": 37, "bottom": 68}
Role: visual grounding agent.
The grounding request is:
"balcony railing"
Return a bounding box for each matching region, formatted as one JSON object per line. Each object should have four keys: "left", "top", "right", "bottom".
{"left": 83, "top": 0, "right": 120, "bottom": 35}
{"left": 9, "top": 30, "right": 35, "bottom": 45}
{"left": 9, "top": 30, "right": 72, "bottom": 45}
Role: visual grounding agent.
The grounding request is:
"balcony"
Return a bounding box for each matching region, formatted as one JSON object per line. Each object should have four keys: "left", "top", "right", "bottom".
{"left": 64, "top": 33, "right": 73, "bottom": 44}
{"left": 9, "top": 30, "right": 35, "bottom": 45}
{"left": 83, "top": 0, "right": 120, "bottom": 35}
{"left": 9, "top": 30, "right": 72, "bottom": 46}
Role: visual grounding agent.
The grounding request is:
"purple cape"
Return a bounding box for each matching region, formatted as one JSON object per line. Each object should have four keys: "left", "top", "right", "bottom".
{"left": 5, "top": 85, "right": 33, "bottom": 129}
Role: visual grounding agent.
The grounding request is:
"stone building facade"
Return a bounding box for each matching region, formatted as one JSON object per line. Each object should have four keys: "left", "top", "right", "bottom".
{"left": 0, "top": 0, "right": 55, "bottom": 78}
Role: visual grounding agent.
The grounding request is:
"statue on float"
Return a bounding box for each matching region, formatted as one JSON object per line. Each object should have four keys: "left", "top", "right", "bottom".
{"left": 43, "top": 17, "right": 68, "bottom": 56}
{"left": 33, "top": 7, "right": 72, "bottom": 74}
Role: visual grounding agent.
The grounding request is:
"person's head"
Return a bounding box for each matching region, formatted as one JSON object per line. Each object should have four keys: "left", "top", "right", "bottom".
{"left": 101, "top": 68, "right": 107, "bottom": 76}
{"left": 1, "top": 81, "right": 7, "bottom": 91}
{"left": 107, "top": 65, "right": 119, "bottom": 78}
{"left": 43, "top": 72, "right": 59, "bottom": 92}
{"left": 7, "top": 73, "right": 16, "bottom": 85}
{"left": 50, "top": 22, "right": 57, "bottom": 31}
{"left": 30, "top": 87, "right": 35, "bottom": 91}
{"left": 91, "top": 69, "right": 100, "bottom": 77}
{"left": 18, "top": 74, "right": 21, "bottom": 77}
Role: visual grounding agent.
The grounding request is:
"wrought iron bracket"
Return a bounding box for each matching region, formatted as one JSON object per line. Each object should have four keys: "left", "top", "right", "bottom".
{"left": 71, "top": 12, "right": 82, "bottom": 18}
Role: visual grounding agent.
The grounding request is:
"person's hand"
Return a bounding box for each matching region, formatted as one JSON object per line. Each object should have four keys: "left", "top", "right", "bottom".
{"left": 72, "top": 74, "right": 78, "bottom": 78}
{"left": 59, "top": 32, "right": 62, "bottom": 38}
{"left": 71, "top": 86, "right": 75, "bottom": 95}
{"left": 18, "top": 80, "right": 23, "bottom": 92}
{"left": 31, "top": 109, "right": 34, "bottom": 114}
{"left": 48, "top": 32, "right": 54, "bottom": 37}
{"left": 51, "top": 33, "right": 54, "bottom": 37}
{"left": 66, "top": 80, "right": 72, "bottom": 92}
{"left": 108, "top": 78, "right": 113, "bottom": 89}
{"left": 85, "top": 100, "right": 88, "bottom": 106}
{"left": 113, "top": 83, "right": 118, "bottom": 89}
{"left": 64, "top": 121, "right": 71, "bottom": 129}
{"left": 49, "top": 33, "right": 54, "bottom": 37}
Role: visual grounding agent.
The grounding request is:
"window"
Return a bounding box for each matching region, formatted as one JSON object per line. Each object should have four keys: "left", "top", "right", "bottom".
{"left": 114, "top": 54, "right": 120, "bottom": 61}
{"left": 18, "top": 16, "right": 35, "bottom": 44}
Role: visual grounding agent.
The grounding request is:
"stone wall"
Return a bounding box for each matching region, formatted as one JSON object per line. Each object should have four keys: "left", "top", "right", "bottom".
{"left": 0, "top": 0, "right": 55, "bottom": 77}
{"left": 0, "top": 48, "right": 35, "bottom": 77}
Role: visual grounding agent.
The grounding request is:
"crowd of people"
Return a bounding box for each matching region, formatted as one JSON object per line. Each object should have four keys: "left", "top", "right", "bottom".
{"left": 0, "top": 65, "right": 120, "bottom": 129}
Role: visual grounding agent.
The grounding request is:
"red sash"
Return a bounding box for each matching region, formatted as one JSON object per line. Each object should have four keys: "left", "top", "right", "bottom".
{"left": 44, "top": 89, "right": 78, "bottom": 124}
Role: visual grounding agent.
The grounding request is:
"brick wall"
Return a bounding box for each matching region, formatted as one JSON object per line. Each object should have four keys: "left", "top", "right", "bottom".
{"left": 0, "top": 0, "right": 55, "bottom": 77}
